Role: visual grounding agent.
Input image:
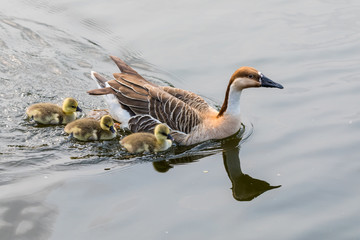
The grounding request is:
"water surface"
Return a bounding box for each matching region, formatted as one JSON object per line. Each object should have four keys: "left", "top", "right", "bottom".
{"left": 1, "top": 0, "right": 360, "bottom": 239}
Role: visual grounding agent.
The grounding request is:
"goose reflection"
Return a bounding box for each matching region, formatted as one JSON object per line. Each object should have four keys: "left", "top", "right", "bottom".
{"left": 152, "top": 129, "right": 281, "bottom": 201}
{"left": 221, "top": 134, "right": 281, "bottom": 201}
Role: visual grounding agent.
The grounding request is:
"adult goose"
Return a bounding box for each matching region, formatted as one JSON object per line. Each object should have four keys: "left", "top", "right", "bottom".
{"left": 87, "top": 56, "right": 283, "bottom": 145}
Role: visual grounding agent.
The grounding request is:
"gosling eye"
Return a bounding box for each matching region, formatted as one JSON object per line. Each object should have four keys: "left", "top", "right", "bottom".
{"left": 71, "top": 106, "right": 77, "bottom": 108}
{"left": 104, "top": 124, "right": 110, "bottom": 128}
{"left": 161, "top": 132, "right": 168, "bottom": 136}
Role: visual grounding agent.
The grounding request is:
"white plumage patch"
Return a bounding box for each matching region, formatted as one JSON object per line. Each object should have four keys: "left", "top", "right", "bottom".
{"left": 226, "top": 84, "right": 242, "bottom": 117}
{"left": 91, "top": 130, "right": 98, "bottom": 141}
{"left": 258, "top": 71, "right": 263, "bottom": 85}
{"left": 91, "top": 71, "right": 131, "bottom": 127}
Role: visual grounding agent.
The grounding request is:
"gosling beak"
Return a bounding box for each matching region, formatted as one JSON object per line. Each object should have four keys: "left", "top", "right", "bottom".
{"left": 167, "top": 134, "right": 174, "bottom": 141}
{"left": 260, "top": 74, "right": 284, "bottom": 89}
{"left": 110, "top": 126, "right": 116, "bottom": 133}
{"left": 76, "top": 106, "right": 82, "bottom": 112}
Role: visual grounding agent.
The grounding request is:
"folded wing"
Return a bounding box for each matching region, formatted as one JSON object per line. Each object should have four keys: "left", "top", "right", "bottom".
{"left": 109, "top": 75, "right": 203, "bottom": 134}
{"left": 88, "top": 56, "right": 212, "bottom": 136}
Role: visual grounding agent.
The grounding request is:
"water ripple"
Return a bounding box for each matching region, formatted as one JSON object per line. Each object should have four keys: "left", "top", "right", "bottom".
{"left": 0, "top": 14, "right": 253, "bottom": 187}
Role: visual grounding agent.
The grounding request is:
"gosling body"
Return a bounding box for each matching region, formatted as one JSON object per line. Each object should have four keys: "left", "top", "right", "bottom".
{"left": 26, "top": 98, "right": 81, "bottom": 125}
{"left": 65, "top": 115, "right": 116, "bottom": 141}
{"left": 120, "top": 124, "right": 173, "bottom": 153}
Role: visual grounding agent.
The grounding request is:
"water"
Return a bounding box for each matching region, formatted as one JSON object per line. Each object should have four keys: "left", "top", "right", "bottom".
{"left": 1, "top": 0, "right": 360, "bottom": 239}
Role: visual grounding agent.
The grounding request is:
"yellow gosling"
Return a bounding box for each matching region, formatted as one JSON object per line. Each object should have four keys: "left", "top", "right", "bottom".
{"left": 26, "top": 97, "right": 82, "bottom": 125}
{"left": 120, "top": 124, "right": 173, "bottom": 153}
{"left": 64, "top": 115, "right": 116, "bottom": 141}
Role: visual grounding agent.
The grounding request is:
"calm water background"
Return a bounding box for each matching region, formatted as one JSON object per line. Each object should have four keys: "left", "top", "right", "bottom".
{"left": 1, "top": 0, "right": 360, "bottom": 239}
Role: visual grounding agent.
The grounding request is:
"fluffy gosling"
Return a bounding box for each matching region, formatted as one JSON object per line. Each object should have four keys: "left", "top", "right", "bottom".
{"left": 120, "top": 124, "right": 173, "bottom": 153}
{"left": 64, "top": 115, "right": 116, "bottom": 141}
{"left": 26, "top": 97, "right": 82, "bottom": 125}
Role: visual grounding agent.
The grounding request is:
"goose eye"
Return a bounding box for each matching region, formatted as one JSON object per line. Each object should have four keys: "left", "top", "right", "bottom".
{"left": 105, "top": 124, "right": 109, "bottom": 128}
{"left": 72, "top": 106, "right": 77, "bottom": 108}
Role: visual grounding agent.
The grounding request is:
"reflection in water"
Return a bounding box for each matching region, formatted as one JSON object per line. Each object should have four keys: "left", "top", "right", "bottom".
{"left": 222, "top": 135, "right": 281, "bottom": 201}
{"left": 0, "top": 14, "right": 179, "bottom": 184}
{"left": 0, "top": 198, "right": 56, "bottom": 240}
{"left": 0, "top": 13, "right": 280, "bottom": 205}
{"left": 153, "top": 127, "right": 281, "bottom": 201}
{"left": 153, "top": 154, "right": 209, "bottom": 173}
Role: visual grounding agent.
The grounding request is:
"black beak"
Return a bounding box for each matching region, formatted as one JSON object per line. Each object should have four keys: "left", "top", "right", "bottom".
{"left": 167, "top": 134, "right": 174, "bottom": 141}
{"left": 260, "top": 74, "right": 284, "bottom": 89}
{"left": 110, "top": 126, "right": 116, "bottom": 133}
{"left": 76, "top": 106, "right": 82, "bottom": 112}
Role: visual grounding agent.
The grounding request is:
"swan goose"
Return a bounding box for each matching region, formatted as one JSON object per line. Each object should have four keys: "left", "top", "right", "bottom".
{"left": 87, "top": 56, "right": 283, "bottom": 145}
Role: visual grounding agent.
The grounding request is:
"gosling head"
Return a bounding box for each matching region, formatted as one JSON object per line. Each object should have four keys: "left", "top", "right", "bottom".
{"left": 100, "top": 115, "right": 116, "bottom": 133}
{"left": 154, "top": 124, "right": 173, "bottom": 142}
{"left": 62, "top": 98, "right": 82, "bottom": 114}
{"left": 229, "top": 67, "right": 283, "bottom": 91}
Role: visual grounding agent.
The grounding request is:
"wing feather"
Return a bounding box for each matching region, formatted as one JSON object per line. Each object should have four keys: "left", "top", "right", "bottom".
{"left": 113, "top": 79, "right": 148, "bottom": 97}
{"left": 89, "top": 56, "right": 207, "bottom": 137}
{"left": 147, "top": 87, "right": 201, "bottom": 134}
{"left": 128, "top": 115, "right": 188, "bottom": 144}
{"left": 110, "top": 56, "right": 139, "bottom": 75}
{"left": 161, "top": 86, "right": 212, "bottom": 113}
{"left": 128, "top": 115, "right": 161, "bottom": 133}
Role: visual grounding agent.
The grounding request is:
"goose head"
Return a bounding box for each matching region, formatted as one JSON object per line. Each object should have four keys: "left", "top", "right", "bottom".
{"left": 230, "top": 67, "right": 283, "bottom": 90}
{"left": 217, "top": 67, "right": 283, "bottom": 117}
{"left": 100, "top": 115, "right": 116, "bottom": 133}
{"left": 154, "top": 124, "right": 173, "bottom": 142}
{"left": 62, "top": 98, "right": 82, "bottom": 114}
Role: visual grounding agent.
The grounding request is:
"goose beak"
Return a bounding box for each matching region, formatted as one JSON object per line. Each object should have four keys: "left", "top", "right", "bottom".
{"left": 260, "top": 74, "right": 284, "bottom": 89}
{"left": 110, "top": 126, "right": 116, "bottom": 133}
{"left": 167, "top": 134, "right": 174, "bottom": 141}
{"left": 76, "top": 106, "right": 82, "bottom": 112}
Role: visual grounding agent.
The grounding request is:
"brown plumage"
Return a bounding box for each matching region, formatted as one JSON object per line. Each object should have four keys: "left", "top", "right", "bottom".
{"left": 88, "top": 56, "right": 283, "bottom": 145}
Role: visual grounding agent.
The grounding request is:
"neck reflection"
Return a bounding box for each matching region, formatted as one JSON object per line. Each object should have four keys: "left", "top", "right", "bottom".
{"left": 152, "top": 129, "right": 281, "bottom": 201}
{"left": 221, "top": 136, "right": 281, "bottom": 201}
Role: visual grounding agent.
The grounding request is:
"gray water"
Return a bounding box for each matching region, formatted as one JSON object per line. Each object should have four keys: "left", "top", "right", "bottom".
{"left": 1, "top": 0, "right": 360, "bottom": 239}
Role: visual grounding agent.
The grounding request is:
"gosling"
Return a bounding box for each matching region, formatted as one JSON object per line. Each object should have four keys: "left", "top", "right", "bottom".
{"left": 64, "top": 115, "right": 116, "bottom": 141}
{"left": 26, "top": 97, "right": 82, "bottom": 125}
{"left": 120, "top": 124, "right": 173, "bottom": 153}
